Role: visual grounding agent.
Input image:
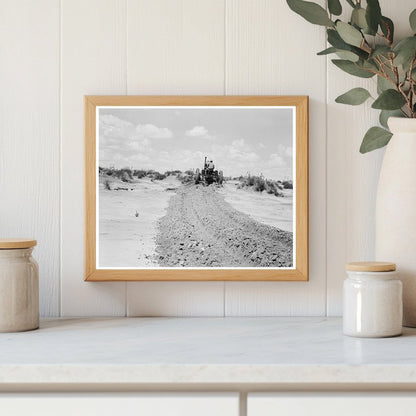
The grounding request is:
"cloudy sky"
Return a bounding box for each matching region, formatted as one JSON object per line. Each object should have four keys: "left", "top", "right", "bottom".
{"left": 98, "top": 106, "right": 294, "bottom": 180}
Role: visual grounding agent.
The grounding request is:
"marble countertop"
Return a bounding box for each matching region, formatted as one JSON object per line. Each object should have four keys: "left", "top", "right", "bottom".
{"left": 1, "top": 317, "right": 416, "bottom": 388}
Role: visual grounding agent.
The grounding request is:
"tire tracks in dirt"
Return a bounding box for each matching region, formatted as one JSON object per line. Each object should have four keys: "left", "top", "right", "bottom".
{"left": 155, "top": 184, "right": 293, "bottom": 267}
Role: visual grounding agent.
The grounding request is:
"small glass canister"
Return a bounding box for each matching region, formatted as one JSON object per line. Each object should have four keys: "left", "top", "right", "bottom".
{"left": 0, "top": 239, "right": 39, "bottom": 332}
{"left": 343, "top": 261, "right": 402, "bottom": 338}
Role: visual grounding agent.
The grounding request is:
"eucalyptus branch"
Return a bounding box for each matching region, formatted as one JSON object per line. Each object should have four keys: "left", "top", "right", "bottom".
{"left": 409, "top": 56, "right": 416, "bottom": 117}
{"left": 287, "top": 0, "right": 416, "bottom": 152}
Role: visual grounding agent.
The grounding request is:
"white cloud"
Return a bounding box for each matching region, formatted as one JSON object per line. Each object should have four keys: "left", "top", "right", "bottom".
{"left": 185, "top": 126, "right": 211, "bottom": 139}
{"left": 100, "top": 115, "right": 135, "bottom": 140}
{"left": 277, "top": 144, "right": 293, "bottom": 157}
{"left": 136, "top": 124, "right": 173, "bottom": 139}
{"left": 212, "top": 139, "right": 260, "bottom": 166}
{"left": 269, "top": 153, "right": 286, "bottom": 167}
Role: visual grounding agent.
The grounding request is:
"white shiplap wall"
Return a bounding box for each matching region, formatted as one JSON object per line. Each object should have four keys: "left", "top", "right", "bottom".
{"left": 1, "top": 0, "right": 413, "bottom": 317}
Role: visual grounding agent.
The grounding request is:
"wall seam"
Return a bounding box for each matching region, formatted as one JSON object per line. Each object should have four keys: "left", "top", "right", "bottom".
{"left": 324, "top": 12, "right": 329, "bottom": 317}
{"left": 223, "top": 0, "right": 227, "bottom": 317}
{"left": 125, "top": 0, "right": 129, "bottom": 317}
{"left": 59, "top": 0, "right": 63, "bottom": 318}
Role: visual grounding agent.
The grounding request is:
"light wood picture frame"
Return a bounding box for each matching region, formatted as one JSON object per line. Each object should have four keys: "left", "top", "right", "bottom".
{"left": 85, "top": 96, "right": 308, "bottom": 281}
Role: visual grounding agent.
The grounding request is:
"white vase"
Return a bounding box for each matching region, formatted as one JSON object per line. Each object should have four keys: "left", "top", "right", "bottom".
{"left": 376, "top": 117, "right": 416, "bottom": 327}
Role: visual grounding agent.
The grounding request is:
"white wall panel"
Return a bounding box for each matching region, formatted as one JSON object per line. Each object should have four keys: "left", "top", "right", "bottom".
{"left": 224, "top": 0, "right": 327, "bottom": 316}
{"left": 2, "top": 0, "right": 409, "bottom": 317}
{"left": 126, "top": 0, "right": 225, "bottom": 95}
{"left": 61, "top": 0, "right": 127, "bottom": 316}
{"left": 0, "top": 0, "right": 60, "bottom": 317}
{"left": 326, "top": 0, "right": 416, "bottom": 316}
{"left": 125, "top": 0, "right": 226, "bottom": 316}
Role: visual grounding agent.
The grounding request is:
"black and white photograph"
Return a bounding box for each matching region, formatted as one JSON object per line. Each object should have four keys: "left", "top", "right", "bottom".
{"left": 97, "top": 105, "right": 295, "bottom": 269}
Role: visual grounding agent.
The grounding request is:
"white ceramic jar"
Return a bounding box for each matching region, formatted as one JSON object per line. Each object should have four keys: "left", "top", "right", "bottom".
{"left": 0, "top": 239, "right": 39, "bottom": 332}
{"left": 343, "top": 262, "right": 402, "bottom": 338}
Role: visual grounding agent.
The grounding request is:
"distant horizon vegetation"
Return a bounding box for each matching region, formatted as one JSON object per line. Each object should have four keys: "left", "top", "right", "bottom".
{"left": 99, "top": 166, "right": 293, "bottom": 197}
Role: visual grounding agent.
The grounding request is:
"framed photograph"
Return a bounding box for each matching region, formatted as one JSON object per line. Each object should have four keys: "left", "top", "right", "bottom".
{"left": 85, "top": 96, "right": 308, "bottom": 281}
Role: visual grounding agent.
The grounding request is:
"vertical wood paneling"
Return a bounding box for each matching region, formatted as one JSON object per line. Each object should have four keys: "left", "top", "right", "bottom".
{"left": 0, "top": 1, "right": 60, "bottom": 317}
{"left": 326, "top": 0, "right": 416, "bottom": 316}
{"left": 5, "top": 0, "right": 409, "bottom": 317}
{"left": 127, "top": 282, "right": 225, "bottom": 316}
{"left": 61, "top": 0, "right": 127, "bottom": 316}
{"left": 224, "top": 0, "right": 327, "bottom": 316}
{"left": 126, "top": 0, "right": 226, "bottom": 95}
{"left": 125, "top": 0, "right": 226, "bottom": 316}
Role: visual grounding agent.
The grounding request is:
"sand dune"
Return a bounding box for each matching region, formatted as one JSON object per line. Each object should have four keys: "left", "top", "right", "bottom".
{"left": 219, "top": 180, "right": 293, "bottom": 232}
{"left": 98, "top": 175, "right": 180, "bottom": 268}
{"left": 99, "top": 176, "right": 293, "bottom": 268}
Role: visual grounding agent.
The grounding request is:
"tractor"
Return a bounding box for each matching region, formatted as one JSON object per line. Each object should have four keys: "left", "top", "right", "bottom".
{"left": 195, "top": 157, "right": 223, "bottom": 186}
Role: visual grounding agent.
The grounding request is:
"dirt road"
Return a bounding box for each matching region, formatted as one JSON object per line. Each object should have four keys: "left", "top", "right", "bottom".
{"left": 156, "top": 184, "right": 293, "bottom": 267}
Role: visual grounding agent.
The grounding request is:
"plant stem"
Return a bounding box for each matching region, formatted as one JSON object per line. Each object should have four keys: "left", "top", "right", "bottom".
{"left": 409, "top": 56, "right": 416, "bottom": 117}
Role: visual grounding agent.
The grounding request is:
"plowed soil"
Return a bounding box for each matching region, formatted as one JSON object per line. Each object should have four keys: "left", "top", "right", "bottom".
{"left": 155, "top": 184, "right": 293, "bottom": 267}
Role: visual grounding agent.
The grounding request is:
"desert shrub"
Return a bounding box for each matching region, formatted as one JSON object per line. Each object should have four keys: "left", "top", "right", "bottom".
{"left": 165, "top": 170, "right": 182, "bottom": 176}
{"left": 266, "top": 181, "right": 276, "bottom": 194}
{"left": 178, "top": 171, "right": 194, "bottom": 184}
{"left": 113, "top": 168, "right": 133, "bottom": 182}
{"left": 120, "top": 171, "right": 131, "bottom": 182}
{"left": 246, "top": 175, "right": 255, "bottom": 186}
{"left": 98, "top": 167, "right": 115, "bottom": 177}
{"left": 153, "top": 172, "right": 167, "bottom": 180}
{"left": 134, "top": 169, "right": 147, "bottom": 179}
{"left": 253, "top": 176, "right": 266, "bottom": 192}
{"left": 104, "top": 179, "right": 111, "bottom": 190}
{"left": 237, "top": 175, "right": 286, "bottom": 196}
{"left": 282, "top": 180, "right": 293, "bottom": 189}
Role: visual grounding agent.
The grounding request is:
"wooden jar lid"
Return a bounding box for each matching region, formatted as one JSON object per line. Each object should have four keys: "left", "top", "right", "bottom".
{"left": 0, "top": 239, "right": 37, "bottom": 249}
{"left": 346, "top": 261, "right": 396, "bottom": 272}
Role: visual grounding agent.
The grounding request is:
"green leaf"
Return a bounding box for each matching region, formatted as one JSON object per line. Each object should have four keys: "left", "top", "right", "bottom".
{"left": 317, "top": 46, "right": 358, "bottom": 61}
{"left": 362, "top": 59, "right": 379, "bottom": 71}
{"left": 380, "top": 16, "right": 394, "bottom": 44}
{"left": 394, "top": 36, "right": 416, "bottom": 71}
{"left": 335, "top": 87, "right": 371, "bottom": 105}
{"left": 377, "top": 75, "right": 392, "bottom": 94}
{"left": 366, "top": 0, "right": 382, "bottom": 35}
{"left": 336, "top": 21, "right": 363, "bottom": 47}
{"left": 351, "top": 7, "right": 369, "bottom": 32}
{"left": 371, "top": 46, "right": 392, "bottom": 58}
{"left": 410, "top": 9, "right": 416, "bottom": 32}
{"left": 317, "top": 47, "right": 338, "bottom": 55}
{"left": 360, "top": 127, "right": 392, "bottom": 153}
{"left": 287, "top": 0, "right": 334, "bottom": 27}
{"left": 379, "top": 110, "right": 402, "bottom": 129}
{"left": 335, "top": 50, "right": 359, "bottom": 62}
{"left": 328, "top": 0, "right": 342, "bottom": 16}
{"left": 327, "top": 29, "right": 348, "bottom": 48}
{"left": 332, "top": 59, "right": 375, "bottom": 78}
{"left": 327, "top": 29, "right": 369, "bottom": 59}
{"left": 372, "top": 89, "right": 406, "bottom": 110}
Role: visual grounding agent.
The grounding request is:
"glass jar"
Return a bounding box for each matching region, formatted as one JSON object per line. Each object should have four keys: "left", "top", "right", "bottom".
{"left": 343, "top": 262, "right": 402, "bottom": 338}
{"left": 0, "top": 239, "right": 39, "bottom": 332}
